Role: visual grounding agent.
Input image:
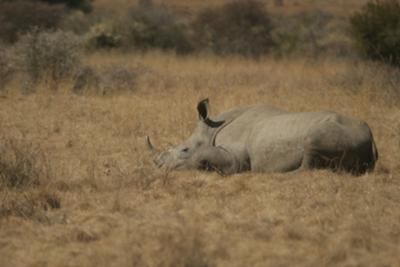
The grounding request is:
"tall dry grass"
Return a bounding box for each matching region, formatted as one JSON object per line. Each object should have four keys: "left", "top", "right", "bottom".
{"left": 0, "top": 52, "right": 399, "bottom": 266}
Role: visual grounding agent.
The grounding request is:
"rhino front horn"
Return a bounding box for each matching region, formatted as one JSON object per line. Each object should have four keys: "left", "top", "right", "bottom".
{"left": 145, "top": 136, "right": 156, "bottom": 152}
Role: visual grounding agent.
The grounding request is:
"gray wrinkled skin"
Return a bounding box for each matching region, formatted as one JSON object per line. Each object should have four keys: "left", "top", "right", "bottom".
{"left": 146, "top": 99, "right": 378, "bottom": 175}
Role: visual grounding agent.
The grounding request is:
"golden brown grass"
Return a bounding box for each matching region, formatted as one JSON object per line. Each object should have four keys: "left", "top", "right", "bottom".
{"left": 0, "top": 52, "right": 399, "bottom": 266}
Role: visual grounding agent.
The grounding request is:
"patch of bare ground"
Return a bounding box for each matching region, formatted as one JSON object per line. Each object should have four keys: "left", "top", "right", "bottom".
{"left": 0, "top": 53, "right": 399, "bottom": 266}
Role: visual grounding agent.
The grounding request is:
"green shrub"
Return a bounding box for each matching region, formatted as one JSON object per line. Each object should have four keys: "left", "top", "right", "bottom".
{"left": 127, "top": 4, "right": 192, "bottom": 54}
{"left": 192, "top": 0, "right": 273, "bottom": 57}
{"left": 0, "top": 0, "right": 65, "bottom": 43}
{"left": 350, "top": 0, "right": 400, "bottom": 66}
{"left": 16, "top": 29, "right": 82, "bottom": 90}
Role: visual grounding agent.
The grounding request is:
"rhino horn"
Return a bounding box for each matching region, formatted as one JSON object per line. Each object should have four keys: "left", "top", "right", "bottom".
{"left": 145, "top": 136, "right": 167, "bottom": 168}
{"left": 145, "top": 136, "right": 157, "bottom": 154}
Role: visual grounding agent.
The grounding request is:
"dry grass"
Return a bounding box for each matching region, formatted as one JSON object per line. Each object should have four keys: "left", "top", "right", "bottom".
{"left": 0, "top": 51, "right": 399, "bottom": 266}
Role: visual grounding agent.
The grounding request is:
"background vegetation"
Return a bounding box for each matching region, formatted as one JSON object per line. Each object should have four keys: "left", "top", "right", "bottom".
{"left": 0, "top": 0, "right": 400, "bottom": 266}
{"left": 350, "top": 0, "right": 400, "bottom": 66}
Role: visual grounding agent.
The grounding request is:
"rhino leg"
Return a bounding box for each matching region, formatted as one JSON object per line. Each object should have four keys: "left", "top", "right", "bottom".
{"left": 191, "top": 146, "right": 239, "bottom": 175}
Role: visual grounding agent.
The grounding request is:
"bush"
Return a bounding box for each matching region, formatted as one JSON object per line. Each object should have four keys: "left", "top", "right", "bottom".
{"left": 39, "top": 0, "right": 93, "bottom": 13}
{"left": 85, "top": 21, "right": 127, "bottom": 49}
{"left": 16, "top": 29, "right": 82, "bottom": 90}
{"left": 350, "top": 0, "right": 400, "bottom": 66}
{"left": 72, "top": 64, "right": 137, "bottom": 95}
{"left": 0, "top": 0, "right": 65, "bottom": 43}
{"left": 271, "top": 9, "right": 337, "bottom": 57}
{"left": 127, "top": 4, "right": 192, "bottom": 54}
{"left": 192, "top": 0, "right": 273, "bottom": 57}
{"left": 98, "top": 64, "right": 137, "bottom": 94}
{"left": 0, "top": 46, "right": 16, "bottom": 90}
{"left": 59, "top": 10, "right": 94, "bottom": 35}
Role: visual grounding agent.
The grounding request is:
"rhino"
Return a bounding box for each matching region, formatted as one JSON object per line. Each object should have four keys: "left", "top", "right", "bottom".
{"left": 146, "top": 99, "right": 378, "bottom": 175}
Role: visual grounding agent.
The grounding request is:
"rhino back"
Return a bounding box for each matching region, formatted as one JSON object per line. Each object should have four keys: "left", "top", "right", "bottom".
{"left": 213, "top": 105, "right": 287, "bottom": 169}
{"left": 247, "top": 111, "right": 374, "bottom": 172}
{"left": 214, "top": 105, "right": 286, "bottom": 147}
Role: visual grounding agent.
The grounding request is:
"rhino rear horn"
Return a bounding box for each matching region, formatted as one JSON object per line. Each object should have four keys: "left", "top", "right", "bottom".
{"left": 197, "top": 98, "right": 224, "bottom": 128}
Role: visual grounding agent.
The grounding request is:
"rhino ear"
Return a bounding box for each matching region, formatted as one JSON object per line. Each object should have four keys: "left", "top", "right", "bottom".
{"left": 197, "top": 98, "right": 209, "bottom": 120}
{"left": 197, "top": 98, "right": 224, "bottom": 128}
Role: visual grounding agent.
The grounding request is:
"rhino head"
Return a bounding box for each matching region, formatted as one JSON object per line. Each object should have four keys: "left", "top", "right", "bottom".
{"left": 146, "top": 99, "right": 225, "bottom": 171}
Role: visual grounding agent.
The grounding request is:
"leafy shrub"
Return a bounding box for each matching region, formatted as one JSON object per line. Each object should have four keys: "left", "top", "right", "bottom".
{"left": 350, "top": 0, "right": 400, "bottom": 66}
{"left": 127, "top": 4, "right": 192, "bottom": 54}
{"left": 192, "top": 0, "right": 273, "bottom": 57}
{"left": 16, "top": 29, "right": 82, "bottom": 90}
{"left": 0, "top": 0, "right": 65, "bottom": 43}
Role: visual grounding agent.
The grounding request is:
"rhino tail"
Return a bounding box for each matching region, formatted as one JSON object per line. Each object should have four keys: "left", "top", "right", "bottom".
{"left": 365, "top": 132, "right": 378, "bottom": 173}
{"left": 372, "top": 137, "right": 378, "bottom": 164}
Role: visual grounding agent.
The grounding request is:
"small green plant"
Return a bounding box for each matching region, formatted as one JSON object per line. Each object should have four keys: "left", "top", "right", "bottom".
{"left": 192, "top": 0, "right": 273, "bottom": 57}
{"left": 350, "top": 0, "right": 400, "bottom": 66}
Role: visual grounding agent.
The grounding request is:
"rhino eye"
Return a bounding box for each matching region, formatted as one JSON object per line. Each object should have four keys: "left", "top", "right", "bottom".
{"left": 182, "top": 148, "right": 189, "bottom": 152}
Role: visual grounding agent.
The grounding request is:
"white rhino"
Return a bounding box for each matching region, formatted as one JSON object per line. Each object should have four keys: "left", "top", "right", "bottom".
{"left": 146, "top": 99, "right": 378, "bottom": 175}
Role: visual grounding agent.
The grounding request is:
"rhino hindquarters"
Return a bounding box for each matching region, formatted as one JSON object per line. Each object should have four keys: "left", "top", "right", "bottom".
{"left": 300, "top": 121, "right": 376, "bottom": 175}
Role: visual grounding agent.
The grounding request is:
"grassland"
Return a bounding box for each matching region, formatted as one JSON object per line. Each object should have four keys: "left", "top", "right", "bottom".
{"left": 0, "top": 51, "right": 399, "bottom": 266}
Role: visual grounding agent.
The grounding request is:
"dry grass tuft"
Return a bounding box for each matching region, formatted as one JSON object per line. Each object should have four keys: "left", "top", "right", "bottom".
{"left": 0, "top": 138, "right": 61, "bottom": 223}
{"left": 0, "top": 190, "right": 61, "bottom": 222}
{"left": 0, "top": 139, "right": 49, "bottom": 189}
